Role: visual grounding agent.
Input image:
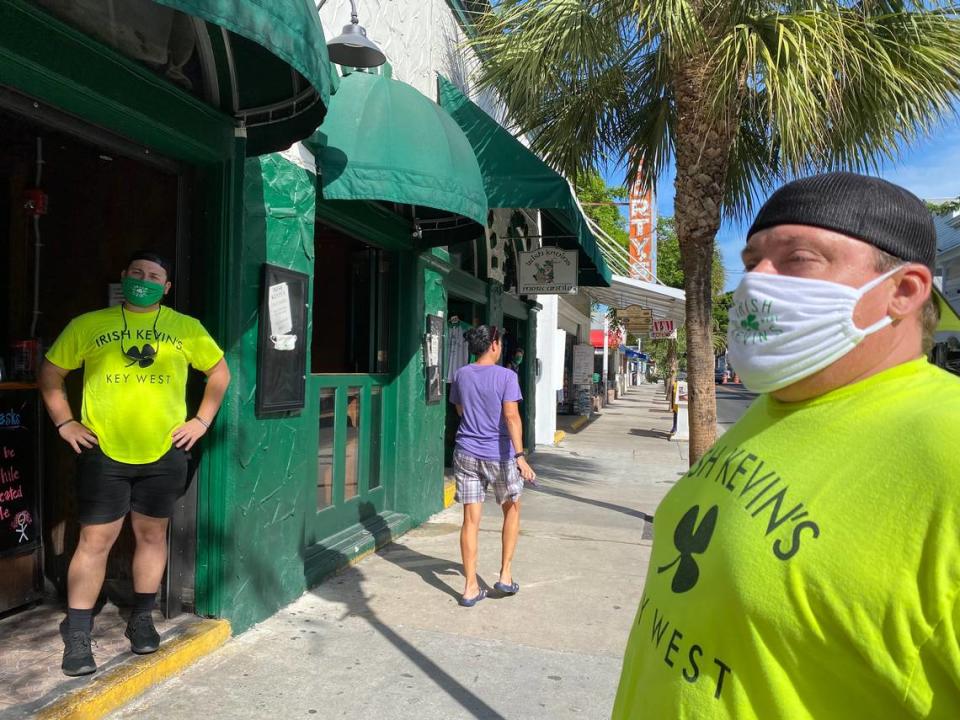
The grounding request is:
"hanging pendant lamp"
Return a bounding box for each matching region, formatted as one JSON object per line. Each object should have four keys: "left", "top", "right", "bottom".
{"left": 323, "top": 0, "right": 386, "bottom": 68}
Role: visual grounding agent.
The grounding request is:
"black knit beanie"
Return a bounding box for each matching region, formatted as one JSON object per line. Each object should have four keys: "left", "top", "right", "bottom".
{"left": 747, "top": 172, "right": 936, "bottom": 270}
{"left": 128, "top": 249, "right": 173, "bottom": 279}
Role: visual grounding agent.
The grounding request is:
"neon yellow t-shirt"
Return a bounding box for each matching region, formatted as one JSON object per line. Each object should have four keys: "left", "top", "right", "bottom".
{"left": 46, "top": 305, "right": 223, "bottom": 464}
{"left": 614, "top": 358, "right": 960, "bottom": 719}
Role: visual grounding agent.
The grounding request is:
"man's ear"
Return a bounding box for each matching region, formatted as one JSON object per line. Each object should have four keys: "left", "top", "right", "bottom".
{"left": 163, "top": 281, "right": 172, "bottom": 296}
{"left": 889, "top": 264, "right": 932, "bottom": 320}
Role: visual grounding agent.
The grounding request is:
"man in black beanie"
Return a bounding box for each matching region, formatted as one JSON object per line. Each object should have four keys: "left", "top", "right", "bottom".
{"left": 614, "top": 172, "right": 960, "bottom": 718}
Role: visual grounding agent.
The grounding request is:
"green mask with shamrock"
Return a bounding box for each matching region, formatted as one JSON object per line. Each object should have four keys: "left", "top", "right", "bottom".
{"left": 122, "top": 277, "right": 165, "bottom": 307}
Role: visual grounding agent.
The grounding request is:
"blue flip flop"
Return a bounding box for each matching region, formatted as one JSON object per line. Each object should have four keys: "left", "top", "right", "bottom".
{"left": 493, "top": 581, "right": 519, "bottom": 595}
{"left": 459, "top": 588, "right": 487, "bottom": 607}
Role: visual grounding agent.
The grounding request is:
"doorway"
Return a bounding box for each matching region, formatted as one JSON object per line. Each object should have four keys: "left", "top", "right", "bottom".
{"left": 0, "top": 107, "right": 199, "bottom": 618}
{"left": 311, "top": 222, "right": 393, "bottom": 539}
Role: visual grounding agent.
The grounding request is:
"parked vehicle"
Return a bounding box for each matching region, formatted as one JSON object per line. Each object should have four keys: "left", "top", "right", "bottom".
{"left": 715, "top": 368, "right": 730, "bottom": 384}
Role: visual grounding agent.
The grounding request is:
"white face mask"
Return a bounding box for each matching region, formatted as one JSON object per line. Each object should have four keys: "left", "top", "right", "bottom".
{"left": 726, "top": 267, "right": 901, "bottom": 394}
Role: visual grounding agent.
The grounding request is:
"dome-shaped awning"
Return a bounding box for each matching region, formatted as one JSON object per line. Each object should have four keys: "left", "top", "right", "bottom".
{"left": 26, "top": 0, "right": 340, "bottom": 156}
{"left": 305, "top": 71, "right": 488, "bottom": 226}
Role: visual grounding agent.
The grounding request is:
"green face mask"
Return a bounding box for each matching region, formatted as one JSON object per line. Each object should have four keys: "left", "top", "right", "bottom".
{"left": 122, "top": 277, "right": 165, "bottom": 307}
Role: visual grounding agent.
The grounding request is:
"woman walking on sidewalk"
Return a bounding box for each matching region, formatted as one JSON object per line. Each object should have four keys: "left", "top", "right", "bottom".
{"left": 449, "top": 325, "right": 536, "bottom": 607}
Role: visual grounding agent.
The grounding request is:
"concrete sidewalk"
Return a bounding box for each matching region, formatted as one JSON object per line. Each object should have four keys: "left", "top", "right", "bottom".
{"left": 108, "top": 384, "right": 687, "bottom": 720}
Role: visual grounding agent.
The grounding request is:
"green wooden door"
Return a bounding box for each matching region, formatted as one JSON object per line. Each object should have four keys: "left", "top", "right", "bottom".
{"left": 312, "top": 374, "right": 389, "bottom": 538}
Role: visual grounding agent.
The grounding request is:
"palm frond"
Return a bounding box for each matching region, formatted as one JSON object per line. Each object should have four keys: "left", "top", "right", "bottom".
{"left": 469, "top": 1, "right": 636, "bottom": 179}
{"left": 709, "top": 4, "right": 960, "bottom": 213}
{"left": 470, "top": 0, "right": 960, "bottom": 215}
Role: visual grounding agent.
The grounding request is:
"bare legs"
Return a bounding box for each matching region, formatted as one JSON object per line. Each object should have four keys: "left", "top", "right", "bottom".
{"left": 459, "top": 499, "right": 522, "bottom": 597}
{"left": 67, "top": 518, "right": 124, "bottom": 609}
{"left": 460, "top": 503, "right": 482, "bottom": 597}
{"left": 67, "top": 512, "right": 169, "bottom": 609}
{"left": 499, "top": 499, "right": 520, "bottom": 585}
{"left": 130, "top": 513, "right": 169, "bottom": 593}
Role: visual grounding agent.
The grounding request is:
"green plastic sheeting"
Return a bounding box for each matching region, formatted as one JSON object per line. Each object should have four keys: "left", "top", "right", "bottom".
{"left": 305, "top": 71, "right": 488, "bottom": 226}
{"left": 153, "top": 0, "right": 339, "bottom": 155}
{"left": 437, "top": 75, "right": 611, "bottom": 287}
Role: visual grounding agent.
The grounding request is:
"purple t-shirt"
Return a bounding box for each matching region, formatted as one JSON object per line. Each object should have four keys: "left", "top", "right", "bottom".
{"left": 449, "top": 363, "right": 523, "bottom": 461}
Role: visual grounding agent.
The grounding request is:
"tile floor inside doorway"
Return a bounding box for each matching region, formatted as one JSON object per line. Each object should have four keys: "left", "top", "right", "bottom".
{"left": 0, "top": 600, "right": 198, "bottom": 719}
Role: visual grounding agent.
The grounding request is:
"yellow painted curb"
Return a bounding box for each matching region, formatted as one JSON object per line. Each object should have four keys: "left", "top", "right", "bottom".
{"left": 37, "top": 619, "right": 231, "bottom": 720}
{"left": 553, "top": 430, "right": 566, "bottom": 446}
{"left": 570, "top": 416, "right": 590, "bottom": 432}
{"left": 443, "top": 479, "right": 456, "bottom": 508}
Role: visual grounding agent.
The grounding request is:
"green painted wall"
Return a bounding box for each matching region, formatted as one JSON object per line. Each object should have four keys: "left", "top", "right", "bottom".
{"left": 391, "top": 254, "right": 447, "bottom": 525}
{"left": 209, "top": 155, "right": 450, "bottom": 631}
{"left": 213, "top": 154, "right": 317, "bottom": 633}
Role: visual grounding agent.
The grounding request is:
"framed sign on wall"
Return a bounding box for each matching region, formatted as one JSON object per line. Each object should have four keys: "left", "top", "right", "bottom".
{"left": 256, "top": 264, "right": 309, "bottom": 416}
{"left": 425, "top": 314, "right": 445, "bottom": 405}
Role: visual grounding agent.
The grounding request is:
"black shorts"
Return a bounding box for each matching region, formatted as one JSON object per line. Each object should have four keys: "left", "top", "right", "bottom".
{"left": 76, "top": 446, "right": 189, "bottom": 525}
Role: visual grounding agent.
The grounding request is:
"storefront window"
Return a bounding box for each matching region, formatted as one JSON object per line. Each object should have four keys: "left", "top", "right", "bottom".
{"left": 312, "top": 224, "right": 392, "bottom": 374}
{"left": 368, "top": 386, "right": 382, "bottom": 490}
{"left": 447, "top": 238, "right": 478, "bottom": 275}
{"left": 317, "top": 388, "right": 335, "bottom": 510}
{"left": 344, "top": 387, "right": 361, "bottom": 501}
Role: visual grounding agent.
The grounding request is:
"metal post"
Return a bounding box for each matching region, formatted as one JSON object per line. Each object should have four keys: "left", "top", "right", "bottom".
{"left": 602, "top": 314, "right": 609, "bottom": 400}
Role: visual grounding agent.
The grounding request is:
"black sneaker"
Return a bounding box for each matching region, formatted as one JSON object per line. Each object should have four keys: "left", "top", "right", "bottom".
{"left": 61, "top": 629, "right": 97, "bottom": 676}
{"left": 124, "top": 612, "right": 160, "bottom": 654}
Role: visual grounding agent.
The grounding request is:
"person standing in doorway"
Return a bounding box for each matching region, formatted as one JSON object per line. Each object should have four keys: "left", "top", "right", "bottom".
{"left": 39, "top": 251, "right": 230, "bottom": 676}
{"left": 450, "top": 325, "right": 536, "bottom": 607}
{"left": 507, "top": 347, "right": 524, "bottom": 374}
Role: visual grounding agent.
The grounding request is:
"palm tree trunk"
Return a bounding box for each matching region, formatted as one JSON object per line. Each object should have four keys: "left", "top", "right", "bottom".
{"left": 672, "top": 62, "right": 734, "bottom": 465}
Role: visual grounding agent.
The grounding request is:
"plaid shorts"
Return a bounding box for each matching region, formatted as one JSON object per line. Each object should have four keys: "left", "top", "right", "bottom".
{"left": 453, "top": 448, "right": 523, "bottom": 505}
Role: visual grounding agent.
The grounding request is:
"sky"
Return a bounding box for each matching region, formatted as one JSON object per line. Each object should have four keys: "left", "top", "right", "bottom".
{"left": 603, "top": 116, "right": 960, "bottom": 292}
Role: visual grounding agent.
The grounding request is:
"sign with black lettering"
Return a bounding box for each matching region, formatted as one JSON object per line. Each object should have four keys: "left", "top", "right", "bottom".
{"left": 0, "top": 390, "right": 40, "bottom": 557}
{"left": 518, "top": 248, "right": 578, "bottom": 294}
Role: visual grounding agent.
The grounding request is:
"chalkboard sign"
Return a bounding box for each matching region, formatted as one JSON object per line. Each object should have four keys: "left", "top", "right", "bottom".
{"left": 256, "top": 264, "right": 309, "bottom": 416}
{"left": 0, "top": 389, "right": 40, "bottom": 557}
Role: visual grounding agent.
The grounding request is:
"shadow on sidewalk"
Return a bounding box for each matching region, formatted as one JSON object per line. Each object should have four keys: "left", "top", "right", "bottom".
{"left": 375, "top": 543, "right": 473, "bottom": 601}
{"left": 528, "top": 453, "right": 601, "bottom": 486}
{"left": 307, "top": 506, "right": 507, "bottom": 720}
{"left": 527, "top": 484, "right": 654, "bottom": 524}
{"left": 629, "top": 428, "right": 672, "bottom": 440}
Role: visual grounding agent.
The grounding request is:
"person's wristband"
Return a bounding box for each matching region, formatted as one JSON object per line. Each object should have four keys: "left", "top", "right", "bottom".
{"left": 194, "top": 416, "right": 210, "bottom": 429}
{"left": 55, "top": 418, "right": 75, "bottom": 430}
{"left": 513, "top": 451, "right": 525, "bottom": 460}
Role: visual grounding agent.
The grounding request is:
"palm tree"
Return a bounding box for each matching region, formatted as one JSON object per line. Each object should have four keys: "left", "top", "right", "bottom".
{"left": 469, "top": 1, "right": 960, "bottom": 463}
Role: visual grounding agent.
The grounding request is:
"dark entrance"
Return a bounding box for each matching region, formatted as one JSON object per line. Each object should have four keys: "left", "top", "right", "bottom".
{"left": 0, "top": 106, "right": 200, "bottom": 618}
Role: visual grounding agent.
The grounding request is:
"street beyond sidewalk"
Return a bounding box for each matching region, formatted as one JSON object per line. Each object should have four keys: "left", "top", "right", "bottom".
{"left": 108, "top": 384, "right": 688, "bottom": 720}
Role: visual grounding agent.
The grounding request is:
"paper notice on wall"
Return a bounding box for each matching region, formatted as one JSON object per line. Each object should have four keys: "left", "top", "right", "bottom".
{"left": 572, "top": 344, "right": 595, "bottom": 385}
{"left": 426, "top": 334, "right": 440, "bottom": 366}
{"left": 270, "top": 334, "right": 297, "bottom": 351}
{"left": 107, "top": 283, "right": 124, "bottom": 307}
{"left": 268, "top": 282, "right": 293, "bottom": 336}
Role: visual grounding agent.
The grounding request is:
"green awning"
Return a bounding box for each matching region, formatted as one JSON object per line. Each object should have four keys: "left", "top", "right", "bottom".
{"left": 153, "top": 0, "right": 339, "bottom": 155}
{"left": 437, "top": 75, "right": 612, "bottom": 287}
{"left": 304, "top": 71, "right": 488, "bottom": 225}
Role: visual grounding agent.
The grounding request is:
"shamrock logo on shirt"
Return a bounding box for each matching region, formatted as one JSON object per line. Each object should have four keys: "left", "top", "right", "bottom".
{"left": 124, "top": 344, "right": 156, "bottom": 369}
{"left": 741, "top": 314, "right": 760, "bottom": 331}
{"left": 657, "top": 505, "right": 719, "bottom": 593}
